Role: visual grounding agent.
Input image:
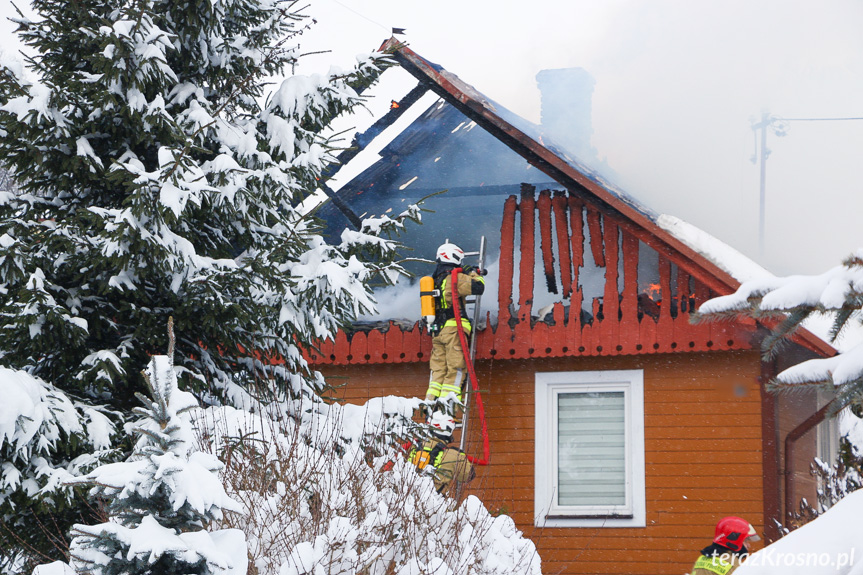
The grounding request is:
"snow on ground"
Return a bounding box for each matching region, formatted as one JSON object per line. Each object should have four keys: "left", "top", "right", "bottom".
{"left": 736, "top": 489, "right": 863, "bottom": 575}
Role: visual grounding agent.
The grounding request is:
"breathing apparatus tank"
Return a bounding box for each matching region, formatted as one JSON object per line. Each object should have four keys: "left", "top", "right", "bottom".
{"left": 420, "top": 275, "right": 438, "bottom": 332}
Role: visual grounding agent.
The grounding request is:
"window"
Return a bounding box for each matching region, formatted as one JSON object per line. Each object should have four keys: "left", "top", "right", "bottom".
{"left": 534, "top": 369, "right": 645, "bottom": 528}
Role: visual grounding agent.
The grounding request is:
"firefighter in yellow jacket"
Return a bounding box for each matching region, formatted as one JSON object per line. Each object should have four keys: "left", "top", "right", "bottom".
{"left": 691, "top": 516, "right": 759, "bottom": 575}
{"left": 409, "top": 412, "right": 475, "bottom": 492}
{"left": 425, "top": 242, "right": 485, "bottom": 403}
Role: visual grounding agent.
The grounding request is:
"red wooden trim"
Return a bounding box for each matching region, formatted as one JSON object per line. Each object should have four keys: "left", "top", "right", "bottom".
{"left": 569, "top": 196, "right": 584, "bottom": 269}
{"left": 350, "top": 330, "right": 368, "bottom": 363}
{"left": 568, "top": 196, "right": 585, "bottom": 327}
{"left": 601, "top": 218, "right": 620, "bottom": 352}
{"left": 385, "top": 321, "right": 403, "bottom": 363}
{"left": 334, "top": 331, "right": 350, "bottom": 365}
{"left": 382, "top": 38, "right": 833, "bottom": 358}
{"left": 537, "top": 190, "right": 556, "bottom": 294}
{"left": 518, "top": 184, "right": 536, "bottom": 322}
{"left": 367, "top": 329, "right": 385, "bottom": 363}
{"left": 657, "top": 255, "right": 673, "bottom": 353}
{"left": 587, "top": 207, "right": 605, "bottom": 267}
{"left": 621, "top": 231, "right": 639, "bottom": 326}
{"left": 552, "top": 191, "right": 572, "bottom": 298}
{"left": 499, "top": 195, "right": 517, "bottom": 340}
{"left": 677, "top": 269, "right": 691, "bottom": 314}
{"left": 603, "top": 218, "right": 620, "bottom": 323}
{"left": 305, "top": 316, "right": 755, "bottom": 365}
{"left": 402, "top": 323, "right": 424, "bottom": 362}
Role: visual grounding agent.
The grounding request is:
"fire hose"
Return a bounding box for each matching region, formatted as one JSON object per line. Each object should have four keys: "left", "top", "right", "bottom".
{"left": 450, "top": 267, "right": 490, "bottom": 466}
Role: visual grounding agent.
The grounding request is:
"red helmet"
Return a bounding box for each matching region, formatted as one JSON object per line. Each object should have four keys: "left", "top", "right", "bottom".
{"left": 713, "top": 516, "right": 760, "bottom": 551}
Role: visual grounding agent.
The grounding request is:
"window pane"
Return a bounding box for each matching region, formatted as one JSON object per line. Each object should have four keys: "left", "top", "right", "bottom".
{"left": 558, "top": 391, "right": 626, "bottom": 506}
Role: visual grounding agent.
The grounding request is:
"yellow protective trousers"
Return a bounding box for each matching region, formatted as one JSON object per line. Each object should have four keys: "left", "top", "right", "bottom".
{"left": 426, "top": 324, "right": 469, "bottom": 402}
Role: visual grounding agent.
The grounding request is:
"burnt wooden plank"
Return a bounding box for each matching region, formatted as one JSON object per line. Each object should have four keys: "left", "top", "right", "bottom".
{"left": 600, "top": 217, "right": 620, "bottom": 355}
{"left": 620, "top": 230, "right": 640, "bottom": 352}
{"left": 536, "top": 190, "right": 557, "bottom": 294}
{"left": 587, "top": 206, "right": 605, "bottom": 267}
{"left": 498, "top": 195, "right": 517, "bottom": 340}
{"left": 517, "top": 185, "right": 536, "bottom": 356}
{"left": 552, "top": 191, "right": 573, "bottom": 298}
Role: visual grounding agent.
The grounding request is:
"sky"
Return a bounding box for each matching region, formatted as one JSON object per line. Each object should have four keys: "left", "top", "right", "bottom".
{"left": 1, "top": 0, "right": 862, "bottom": 275}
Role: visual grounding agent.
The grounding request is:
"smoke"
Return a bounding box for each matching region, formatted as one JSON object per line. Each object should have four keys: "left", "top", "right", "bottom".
{"left": 4, "top": 0, "right": 861, "bottom": 275}
{"left": 299, "top": 0, "right": 863, "bottom": 276}
{"left": 361, "top": 257, "right": 501, "bottom": 326}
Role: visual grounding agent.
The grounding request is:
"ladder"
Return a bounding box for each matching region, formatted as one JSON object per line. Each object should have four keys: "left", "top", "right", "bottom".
{"left": 459, "top": 236, "right": 486, "bottom": 453}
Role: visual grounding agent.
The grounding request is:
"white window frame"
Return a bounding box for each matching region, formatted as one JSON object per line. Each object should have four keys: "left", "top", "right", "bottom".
{"left": 534, "top": 369, "right": 645, "bottom": 528}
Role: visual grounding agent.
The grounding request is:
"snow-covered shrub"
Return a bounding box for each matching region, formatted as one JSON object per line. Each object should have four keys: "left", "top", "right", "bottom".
{"left": 787, "top": 435, "right": 863, "bottom": 532}
{"left": 66, "top": 355, "right": 245, "bottom": 575}
{"left": 196, "top": 400, "right": 541, "bottom": 575}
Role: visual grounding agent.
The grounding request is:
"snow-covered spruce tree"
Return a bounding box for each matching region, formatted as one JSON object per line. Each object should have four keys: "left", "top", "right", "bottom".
{"left": 0, "top": 368, "right": 114, "bottom": 574}
{"left": 694, "top": 250, "right": 863, "bottom": 408}
{"left": 0, "top": 0, "right": 409, "bottom": 404}
{"left": 0, "top": 0, "right": 414, "bottom": 561}
{"left": 67, "top": 351, "right": 246, "bottom": 575}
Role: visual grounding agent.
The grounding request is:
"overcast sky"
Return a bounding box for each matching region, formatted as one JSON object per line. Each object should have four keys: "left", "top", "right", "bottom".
{"left": 2, "top": 0, "right": 862, "bottom": 275}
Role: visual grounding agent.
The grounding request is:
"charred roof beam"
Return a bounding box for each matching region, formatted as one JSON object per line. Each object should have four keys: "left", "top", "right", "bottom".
{"left": 318, "top": 83, "right": 429, "bottom": 229}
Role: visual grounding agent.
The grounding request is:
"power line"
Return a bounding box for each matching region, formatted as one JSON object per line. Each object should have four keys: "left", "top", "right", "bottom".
{"left": 327, "top": 0, "right": 390, "bottom": 32}
{"left": 774, "top": 116, "right": 863, "bottom": 122}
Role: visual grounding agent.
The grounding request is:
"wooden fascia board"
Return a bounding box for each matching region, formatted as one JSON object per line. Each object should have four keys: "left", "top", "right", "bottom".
{"left": 383, "top": 38, "right": 835, "bottom": 359}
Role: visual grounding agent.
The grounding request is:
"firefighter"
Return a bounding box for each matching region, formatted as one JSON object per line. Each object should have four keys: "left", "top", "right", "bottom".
{"left": 690, "top": 516, "right": 760, "bottom": 575}
{"left": 425, "top": 242, "right": 485, "bottom": 404}
{"left": 409, "top": 412, "right": 475, "bottom": 492}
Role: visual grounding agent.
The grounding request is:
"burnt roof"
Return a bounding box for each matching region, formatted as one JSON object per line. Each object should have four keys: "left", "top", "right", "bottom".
{"left": 317, "top": 38, "right": 835, "bottom": 359}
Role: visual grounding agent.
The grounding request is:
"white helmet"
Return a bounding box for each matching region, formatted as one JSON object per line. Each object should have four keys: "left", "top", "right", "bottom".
{"left": 436, "top": 243, "right": 464, "bottom": 265}
{"left": 429, "top": 411, "right": 455, "bottom": 440}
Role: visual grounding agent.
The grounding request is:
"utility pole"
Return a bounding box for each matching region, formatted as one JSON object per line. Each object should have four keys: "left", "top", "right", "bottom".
{"left": 752, "top": 112, "right": 862, "bottom": 255}
{"left": 754, "top": 112, "right": 771, "bottom": 255}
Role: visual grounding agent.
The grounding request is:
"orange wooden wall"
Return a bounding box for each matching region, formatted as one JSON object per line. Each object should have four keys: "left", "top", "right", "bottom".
{"left": 323, "top": 350, "right": 765, "bottom": 575}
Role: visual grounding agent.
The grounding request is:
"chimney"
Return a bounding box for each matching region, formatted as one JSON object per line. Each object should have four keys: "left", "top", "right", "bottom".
{"left": 535, "top": 68, "right": 597, "bottom": 161}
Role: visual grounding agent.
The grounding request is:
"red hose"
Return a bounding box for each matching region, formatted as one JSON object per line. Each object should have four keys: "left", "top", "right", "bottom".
{"left": 451, "top": 268, "right": 490, "bottom": 466}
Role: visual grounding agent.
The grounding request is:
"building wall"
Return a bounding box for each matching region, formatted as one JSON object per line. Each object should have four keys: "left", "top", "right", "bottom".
{"left": 776, "top": 387, "right": 822, "bottom": 520}
{"left": 322, "top": 350, "right": 765, "bottom": 575}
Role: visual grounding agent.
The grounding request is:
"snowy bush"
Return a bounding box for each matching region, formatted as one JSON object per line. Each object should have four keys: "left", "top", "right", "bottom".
{"left": 67, "top": 354, "right": 246, "bottom": 575}
{"left": 196, "top": 401, "right": 542, "bottom": 575}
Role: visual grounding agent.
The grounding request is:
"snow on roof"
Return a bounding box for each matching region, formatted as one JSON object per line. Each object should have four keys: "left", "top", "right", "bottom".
{"left": 657, "top": 214, "right": 863, "bottom": 359}
{"left": 656, "top": 214, "right": 772, "bottom": 284}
